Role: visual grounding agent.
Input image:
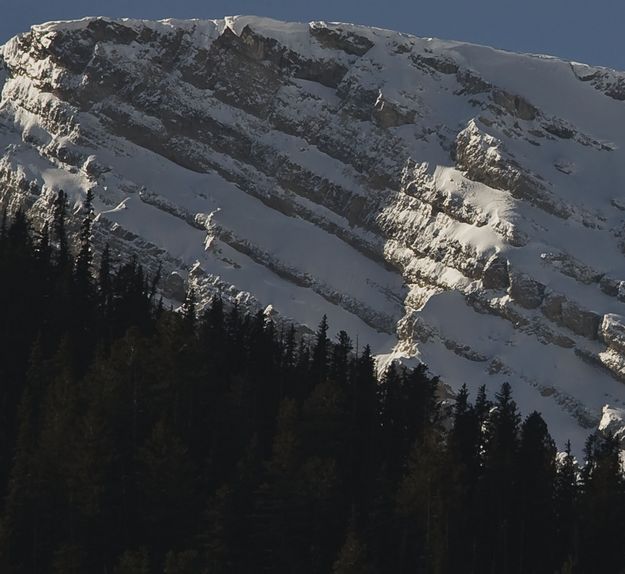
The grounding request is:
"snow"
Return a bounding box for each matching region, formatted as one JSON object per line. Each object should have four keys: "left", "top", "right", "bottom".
{"left": 2, "top": 15, "right": 625, "bottom": 457}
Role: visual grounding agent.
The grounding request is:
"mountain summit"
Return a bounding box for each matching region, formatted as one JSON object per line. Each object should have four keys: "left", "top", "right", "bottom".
{"left": 2, "top": 16, "right": 625, "bottom": 449}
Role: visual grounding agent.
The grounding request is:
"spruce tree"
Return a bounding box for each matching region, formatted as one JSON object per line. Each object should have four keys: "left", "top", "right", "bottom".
{"left": 332, "top": 523, "right": 376, "bottom": 574}
{"left": 75, "top": 188, "right": 94, "bottom": 285}
{"left": 330, "top": 330, "right": 352, "bottom": 388}
{"left": 554, "top": 441, "right": 579, "bottom": 571}
{"left": 52, "top": 189, "right": 69, "bottom": 270}
{"left": 479, "top": 382, "right": 520, "bottom": 573}
{"left": 181, "top": 288, "right": 197, "bottom": 335}
{"left": 114, "top": 548, "right": 150, "bottom": 574}
{"left": 138, "top": 419, "right": 197, "bottom": 553}
{"left": 447, "top": 384, "right": 481, "bottom": 573}
{"left": 516, "top": 411, "right": 557, "bottom": 574}
{"left": 579, "top": 432, "right": 625, "bottom": 573}
{"left": 310, "top": 315, "right": 330, "bottom": 384}
{"left": 378, "top": 362, "right": 405, "bottom": 480}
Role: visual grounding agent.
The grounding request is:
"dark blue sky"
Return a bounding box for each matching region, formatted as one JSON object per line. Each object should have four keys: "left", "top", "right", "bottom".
{"left": 1, "top": 0, "right": 623, "bottom": 70}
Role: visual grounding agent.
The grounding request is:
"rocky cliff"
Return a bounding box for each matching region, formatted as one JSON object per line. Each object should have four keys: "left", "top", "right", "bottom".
{"left": 2, "top": 15, "right": 625, "bottom": 450}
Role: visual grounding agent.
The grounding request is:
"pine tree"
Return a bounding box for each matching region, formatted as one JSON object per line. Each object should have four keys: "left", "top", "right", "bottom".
{"left": 474, "top": 384, "right": 492, "bottom": 435}
{"left": 348, "top": 345, "right": 380, "bottom": 520}
{"left": 163, "top": 549, "right": 199, "bottom": 574}
{"left": 279, "top": 323, "right": 297, "bottom": 399}
{"left": 378, "top": 362, "right": 405, "bottom": 480}
{"left": 282, "top": 324, "right": 297, "bottom": 372}
{"left": 200, "top": 297, "right": 225, "bottom": 351}
{"left": 98, "top": 244, "right": 112, "bottom": 307}
{"left": 578, "top": 432, "right": 625, "bottom": 573}
{"left": 51, "top": 544, "right": 82, "bottom": 574}
{"left": 332, "top": 523, "right": 376, "bottom": 574}
{"left": 138, "top": 418, "right": 197, "bottom": 553}
{"left": 449, "top": 384, "right": 481, "bottom": 478}
{"left": 97, "top": 244, "right": 113, "bottom": 350}
{"left": 198, "top": 485, "right": 236, "bottom": 573}
{"left": 0, "top": 209, "right": 38, "bottom": 489}
{"left": 554, "top": 441, "right": 579, "bottom": 571}
{"left": 250, "top": 398, "right": 304, "bottom": 571}
{"left": 479, "top": 382, "right": 520, "bottom": 573}
{"left": 447, "top": 384, "right": 481, "bottom": 573}
{"left": 330, "top": 330, "right": 352, "bottom": 388}
{"left": 52, "top": 189, "right": 69, "bottom": 270}
{"left": 310, "top": 315, "right": 330, "bottom": 385}
{"left": 114, "top": 548, "right": 150, "bottom": 574}
{"left": 0, "top": 213, "right": 621, "bottom": 574}
{"left": 181, "top": 288, "right": 197, "bottom": 335}
{"left": 0, "top": 207, "right": 7, "bottom": 248}
{"left": 403, "top": 364, "right": 440, "bottom": 443}
{"left": 516, "top": 411, "right": 557, "bottom": 574}
{"left": 396, "top": 427, "right": 450, "bottom": 574}
{"left": 75, "top": 188, "right": 94, "bottom": 285}
{"left": 36, "top": 223, "right": 52, "bottom": 270}
{"left": 2, "top": 337, "right": 49, "bottom": 573}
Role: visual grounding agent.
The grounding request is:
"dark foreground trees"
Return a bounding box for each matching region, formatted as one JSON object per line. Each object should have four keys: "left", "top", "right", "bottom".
{"left": 0, "top": 206, "right": 624, "bottom": 574}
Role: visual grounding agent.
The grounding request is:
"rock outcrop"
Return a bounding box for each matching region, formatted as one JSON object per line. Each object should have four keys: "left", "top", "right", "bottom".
{"left": 2, "top": 16, "right": 625, "bottom": 453}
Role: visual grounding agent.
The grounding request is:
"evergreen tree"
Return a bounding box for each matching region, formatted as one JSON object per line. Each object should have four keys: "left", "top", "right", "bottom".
{"left": 114, "top": 548, "right": 150, "bottom": 574}
{"left": 163, "top": 549, "right": 199, "bottom": 574}
{"left": 449, "top": 384, "right": 481, "bottom": 479}
{"left": 138, "top": 418, "right": 197, "bottom": 554}
{"left": 447, "top": 385, "right": 481, "bottom": 573}
{"left": 310, "top": 315, "right": 330, "bottom": 384}
{"left": 403, "top": 364, "right": 440, "bottom": 443}
{"left": 2, "top": 337, "right": 49, "bottom": 573}
{"left": 479, "top": 382, "right": 520, "bottom": 574}
{"left": 0, "top": 207, "right": 6, "bottom": 247}
{"left": 181, "top": 288, "right": 197, "bottom": 335}
{"left": 51, "top": 544, "right": 82, "bottom": 574}
{"left": 578, "top": 432, "right": 625, "bottom": 573}
{"left": 330, "top": 330, "right": 352, "bottom": 388}
{"left": 378, "top": 362, "right": 404, "bottom": 478}
{"left": 516, "top": 411, "right": 557, "bottom": 574}
{"left": 554, "top": 441, "right": 579, "bottom": 571}
{"left": 98, "top": 244, "right": 112, "bottom": 308}
{"left": 0, "top": 208, "right": 623, "bottom": 574}
{"left": 75, "top": 188, "right": 94, "bottom": 285}
{"left": 52, "top": 189, "right": 69, "bottom": 270}
{"left": 332, "top": 523, "right": 376, "bottom": 574}
{"left": 396, "top": 428, "right": 450, "bottom": 574}
{"left": 199, "top": 485, "right": 237, "bottom": 573}
{"left": 348, "top": 345, "right": 379, "bottom": 519}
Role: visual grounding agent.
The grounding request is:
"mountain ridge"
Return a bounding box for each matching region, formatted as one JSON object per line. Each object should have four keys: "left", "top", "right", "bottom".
{"left": 2, "top": 15, "right": 625, "bottom": 453}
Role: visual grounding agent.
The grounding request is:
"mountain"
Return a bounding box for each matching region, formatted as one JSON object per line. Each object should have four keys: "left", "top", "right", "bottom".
{"left": 1, "top": 15, "right": 625, "bottom": 452}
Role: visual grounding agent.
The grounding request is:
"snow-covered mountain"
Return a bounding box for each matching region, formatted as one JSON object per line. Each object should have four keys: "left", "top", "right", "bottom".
{"left": 2, "top": 15, "right": 625, "bottom": 452}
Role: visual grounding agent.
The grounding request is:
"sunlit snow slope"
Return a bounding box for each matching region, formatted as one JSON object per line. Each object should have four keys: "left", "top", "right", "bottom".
{"left": 2, "top": 15, "right": 625, "bottom": 452}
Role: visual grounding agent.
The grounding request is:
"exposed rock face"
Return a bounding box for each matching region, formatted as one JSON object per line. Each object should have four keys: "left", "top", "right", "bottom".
{"left": 309, "top": 22, "right": 374, "bottom": 56}
{"left": 509, "top": 273, "right": 545, "bottom": 309}
{"left": 561, "top": 301, "right": 601, "bottom": 340}
{"left": 373, "top": 92, "right": 416, "bottom": 128}
{"left": 599, "top": 406, "right": 625, "bottom": 448}
{"left": 571, "top": 62, "right": 625, "bottom": 101}
{"left": 602, "top": 315, "right": 625, "bottom": 353}
{"left": 162, "top": 271, "right": 187, "bottom": 302}
{"left": 2, "top": 15, "right": 625, "bottom": 453}
{"left": 455, "top": 120, "right": 572, "bottom": 219}
{"left": 482, "top": 255, "right": 509, "bottom": 290}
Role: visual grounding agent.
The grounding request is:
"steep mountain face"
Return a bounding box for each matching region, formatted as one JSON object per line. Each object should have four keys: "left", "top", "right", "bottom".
{"left": 2, "top": 15, "right": 625, "bottom": 450}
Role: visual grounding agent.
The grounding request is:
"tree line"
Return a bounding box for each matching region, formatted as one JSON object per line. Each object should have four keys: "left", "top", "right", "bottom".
{"left": 0, "top": 193, "right": 624, "bottom": 573}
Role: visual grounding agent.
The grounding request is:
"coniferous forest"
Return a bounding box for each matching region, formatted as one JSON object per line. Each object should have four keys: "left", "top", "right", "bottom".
{"left": 0, "top": 195, "right": 625, "bottom": 574}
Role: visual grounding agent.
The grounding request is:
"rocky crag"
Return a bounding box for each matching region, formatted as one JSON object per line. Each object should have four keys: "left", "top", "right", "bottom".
{"left": 2, "top": 16, "right": 625, "bottom": 450}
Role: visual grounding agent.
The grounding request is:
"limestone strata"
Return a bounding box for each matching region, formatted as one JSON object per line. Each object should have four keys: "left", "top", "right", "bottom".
{"left": 2, "top": 16, "right": 625, "bottom": 451}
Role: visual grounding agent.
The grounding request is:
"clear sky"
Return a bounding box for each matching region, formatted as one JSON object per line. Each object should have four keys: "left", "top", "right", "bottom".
{"left": 0, "top": 0, "right": 623, "bottom": 71}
